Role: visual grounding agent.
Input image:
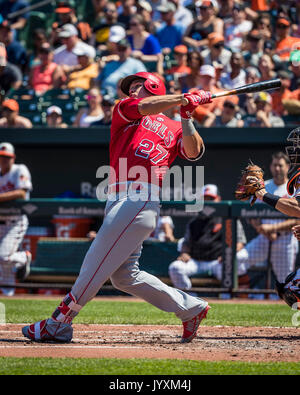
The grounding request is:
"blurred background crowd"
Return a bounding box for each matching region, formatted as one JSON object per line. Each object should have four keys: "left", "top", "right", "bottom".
{"left": 0, "top": 0, "right": 300, "bottom": 128}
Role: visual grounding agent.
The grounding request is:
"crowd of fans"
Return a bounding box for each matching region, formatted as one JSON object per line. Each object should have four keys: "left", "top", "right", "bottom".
{"left": 0, "top": 0, "right": 300, "bottom": 128}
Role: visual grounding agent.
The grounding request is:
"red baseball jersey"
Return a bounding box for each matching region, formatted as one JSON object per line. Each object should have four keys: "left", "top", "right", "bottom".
{"left": 109, "top": 97, "right": 203, "bottom": 186}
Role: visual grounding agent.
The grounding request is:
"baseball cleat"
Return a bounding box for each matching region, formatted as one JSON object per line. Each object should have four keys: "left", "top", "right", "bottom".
{"left": 181, "top": 305, "right": 211, "bottom": 343}
{"left": 22, "top": 318, "right": 73, "bottom": 342}
{"left": 16, "top": 250, "right": 32, "bottom": 281}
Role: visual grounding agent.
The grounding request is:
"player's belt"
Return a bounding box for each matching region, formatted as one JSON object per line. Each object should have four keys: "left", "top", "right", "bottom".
{"left": 107, "top": 182, "right": 160, "bottom": 200}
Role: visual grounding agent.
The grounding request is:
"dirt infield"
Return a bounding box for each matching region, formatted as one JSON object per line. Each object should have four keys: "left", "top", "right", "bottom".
{"left": 1, "top": 323, "right": 300, "bottom": 362}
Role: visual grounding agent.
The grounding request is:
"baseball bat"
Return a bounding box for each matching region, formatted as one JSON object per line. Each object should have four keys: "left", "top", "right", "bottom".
{"left": 182, "top": 79, "right": 281, "bottom": 105}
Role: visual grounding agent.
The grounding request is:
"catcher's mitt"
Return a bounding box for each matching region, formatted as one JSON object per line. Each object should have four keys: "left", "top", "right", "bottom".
{"left": 235, "top": 162, "right": 265, "bottom": 206}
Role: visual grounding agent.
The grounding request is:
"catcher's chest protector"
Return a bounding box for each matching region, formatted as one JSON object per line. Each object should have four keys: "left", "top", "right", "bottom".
{"left": 287, "top": 167, "right": 300, "bottom": 196}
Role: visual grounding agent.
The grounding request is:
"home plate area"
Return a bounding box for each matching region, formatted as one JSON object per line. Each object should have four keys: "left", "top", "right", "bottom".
{"left": 0, "top": 324, "right": 300, "bottom": 362}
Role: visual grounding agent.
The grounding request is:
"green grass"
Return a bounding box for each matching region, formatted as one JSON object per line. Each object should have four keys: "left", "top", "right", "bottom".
{"left": 0, "top": 357, "right": 299, "bottom": 375}
{"left": 0, "top": 298, "right": 294, "bottom": 327}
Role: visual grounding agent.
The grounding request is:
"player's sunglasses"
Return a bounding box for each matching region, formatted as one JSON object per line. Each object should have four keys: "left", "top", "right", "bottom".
{"left": 130, "top": 22, "right": 139, "bottom": 26}
{"left": 277, "top": 24, "right": 289, "bottom": 29}
{"left": 87, "top": 95, "right": 98, "bottom": 100}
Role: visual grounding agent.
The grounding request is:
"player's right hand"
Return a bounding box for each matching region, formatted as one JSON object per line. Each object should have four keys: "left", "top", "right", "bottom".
{"left": 191, "top": 90, "right": 212, "bottom": 104}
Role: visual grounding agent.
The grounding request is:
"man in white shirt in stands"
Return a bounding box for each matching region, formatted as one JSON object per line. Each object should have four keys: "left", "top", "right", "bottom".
{"left": 54, "top": 24, "right": 96, "bottom": 67}
{"left": 0, "top": 142, "right": 32, "bottom": 296}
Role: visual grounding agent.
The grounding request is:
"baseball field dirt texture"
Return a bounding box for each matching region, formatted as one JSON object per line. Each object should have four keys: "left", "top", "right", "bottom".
{"left": 0, "top": 295, "right": 300, "bottom": 376}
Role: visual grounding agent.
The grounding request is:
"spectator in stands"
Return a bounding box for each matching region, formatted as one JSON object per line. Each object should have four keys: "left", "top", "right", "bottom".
{"left": 28, "top": 43, "right": 65, "bottom": 95}
{"left": 243, "top": 30, "right": 264, "bottom": 68}
{"left": 51, "top": 1, "right": 92, "bottom": 47}
{"left": 155, "top": 2, "right": 185, "bottom": 52}
{"left": 275, "top": 17, "right": 300, "bottom": 61}
{"left": 254, "top": 13, "right": 272, "bottom": 40}
{"left": 54, "top": 24, "right": 96, "bottom": 67}
{"left": 127, "top": 15, "right": 162, "bottom": 64}
{"left": 220, "top": 52, "right": 246, "bottom": 89}
{"left": 91, "top": 0, "right": 109, "bottom": 26}
{"left": 168, "top": 184, "right": 246, "bottom": 290}
{"left": 238, "top": 66, "right": 261, "bottom": 110}
{"left": 0, "top": 21, "right": 27, "bottom": 72}
{"left": 63, "top": 47, "right": 98, "bottom": 90}
{"left": 282, "top": 76, "right": 300, "bottom": 115}
{"left": 178, "top": 50, "right": 203, "bottom": 93}
{"left": 0, "top": 99, "right": 32, "bottom": 128}
{"left": 245, "top": 66, "right": 261, "bottom": 85}
{"left": 183, "top": 0, "right": 223, "bottom": 50}
{"left": 204, "top": 99, "right": 244, "bottom": 127}
{"left": 149, "top": 216, "right": 175, "bottom": 242}
{"left": 0, "top": 0, "right": 29, "bottom": 31}
{"left": 166, "top": 45, "right": 191, "bottom": 77}
{"left": 200, "top": 32, "right": 231, "bottom": 73}
{"left": 73, "top": 87, "right": 104, "bottom": 127}
{"left": 0, "top": 142, "right": 32, "bottom": 296}
{"left": 0, "top": 43, "right": 22, "bottom": 94}
{"left": 243, "top": 92, "right": 285, "bottom": 128}
{"left": 97, "top": 38, "right": 147, "bottom": 98}
{"left": 28, "top": 28, "right": 48, "bottom": 68}
{"left": 270, "top": 70, "right": 292, "bottom": 116}
{"left": 117, "top": 0, "right": 136, "bottom": 30}
{"left": 224, "top": 2, "right": 252, "bottom": 53}
{"left": 258, "top": 54, "right": 276, "bottom": 82}
{"left": 217, "top": 0, "right": 234, "bottom": 24}
{"left": 290, "top": 59, "right": 300, "bottom": 91}
{"left": 170, "top": 0, "right": 194, "bottom": 30}
{"left": 92, "top": 2, "right": 124, "bottom": 50}
{"left": 46, "top": 105, "right": 68, "bottom": 128}
{"left": 191, "top": 64, "right": 228, "bottom": 125}
{"left": 90, "top": 94, "right": 114, "bottom": 126}
{"left": 136, "top": 1, "right": 153, "bottom": 30}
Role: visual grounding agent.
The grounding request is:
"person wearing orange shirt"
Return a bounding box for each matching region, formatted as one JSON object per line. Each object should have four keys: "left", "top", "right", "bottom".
{"left": 275, "top": 17, "right": 300, "bottom": 61}
{"left": 251, "top": 0, "right": 269, "bottom": 11}
{"left": 166, "top": 45, "right": 191, "bottom": 76}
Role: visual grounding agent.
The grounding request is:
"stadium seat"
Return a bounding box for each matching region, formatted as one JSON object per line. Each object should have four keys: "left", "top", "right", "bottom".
{"left": 7, "top": 88, "right": 36, "bottom": 100}
{"left": 18, "top": 99, "right": 42, "bottom": 112}
{"left": 75, "top": 0, "right": 94, "bottom": 24}
{"left": 20, "top": 112, "right": 45, "bottom": 125}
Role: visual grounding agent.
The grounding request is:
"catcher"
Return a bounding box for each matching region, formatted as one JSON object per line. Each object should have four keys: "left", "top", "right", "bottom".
{"left": 235, "top": 127, "right": 300, "bottom": 308}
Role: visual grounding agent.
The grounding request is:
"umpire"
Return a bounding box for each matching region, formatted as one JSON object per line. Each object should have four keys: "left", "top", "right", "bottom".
{"left": 169, "top": 184, "right": 246, "bottom": 290}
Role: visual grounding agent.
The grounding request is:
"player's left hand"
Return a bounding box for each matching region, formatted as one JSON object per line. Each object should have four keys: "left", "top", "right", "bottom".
{"left": 180, "top": 92, "right": 212, "bottom": 119}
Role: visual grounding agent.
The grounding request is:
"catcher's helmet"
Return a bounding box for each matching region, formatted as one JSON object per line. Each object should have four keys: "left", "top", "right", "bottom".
{"left": 275, "top": 269, "right": 300, "bottom": 309}
{"left": 120, "top": 72, "right": 166, "bottom": 96}
{"left": 286, "top": 127, "right": 300, "bottom": 167}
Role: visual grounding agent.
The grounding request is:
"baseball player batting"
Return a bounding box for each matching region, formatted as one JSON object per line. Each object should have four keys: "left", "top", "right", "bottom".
{"left": 235, "top": 127, "right": 300, "bottom": 308}
{"left": 22, "top": 72, "right": 212, "bottom": 343}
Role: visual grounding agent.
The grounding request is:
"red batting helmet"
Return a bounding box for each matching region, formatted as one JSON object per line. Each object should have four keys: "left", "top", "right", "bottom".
{"left": 120, "top": 72, "right": 166, "bottom": 96}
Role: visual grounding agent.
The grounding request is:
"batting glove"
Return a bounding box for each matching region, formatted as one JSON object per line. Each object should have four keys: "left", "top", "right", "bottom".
{"left": 180, "top": 91, "right": 212, "bottom": 119}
